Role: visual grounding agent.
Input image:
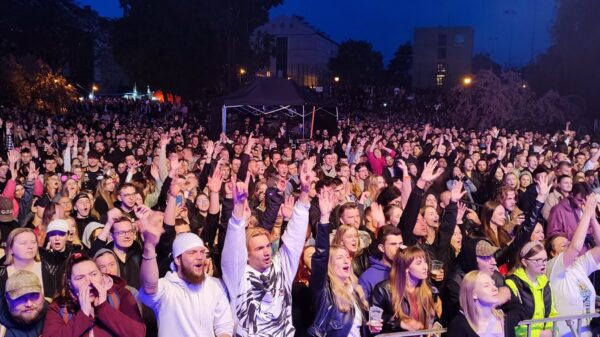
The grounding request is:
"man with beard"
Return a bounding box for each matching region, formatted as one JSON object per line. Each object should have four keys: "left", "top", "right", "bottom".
{"left": 139, "top": 228, "right": 233, "bottom": 336}
{"left": 0, "top": 270, "right": 48, "bottom": 336}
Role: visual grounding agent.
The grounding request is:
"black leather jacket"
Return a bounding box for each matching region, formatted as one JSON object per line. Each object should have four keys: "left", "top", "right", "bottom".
{"left": 308, "top": 222, "right": 367, "bottom": 337}
{"left": 370, "top": 280, "right": 439, "bottom": 334}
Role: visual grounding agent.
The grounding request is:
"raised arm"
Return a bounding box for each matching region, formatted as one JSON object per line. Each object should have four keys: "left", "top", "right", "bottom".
{"left": 310, "top": 188, "right": 336, "bottom": 299}
{"left": 278, "top": 157, "right": 314, "bottom": 283}
{"left": 221, "top": 177, "right": 250, "bottom": 304}
{"left": 562, "top": 194, "right": 596, "bottom": 268}
{"left": 138, "top": 206, "right": 165, "bottom": 295}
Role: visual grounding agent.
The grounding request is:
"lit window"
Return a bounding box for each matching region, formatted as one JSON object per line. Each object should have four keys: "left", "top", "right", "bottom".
{"left": 437, "top": 63, "right": 447, "bottom": 73}
{"left": 436, "top": 74, "right": 445, "bottom": 86}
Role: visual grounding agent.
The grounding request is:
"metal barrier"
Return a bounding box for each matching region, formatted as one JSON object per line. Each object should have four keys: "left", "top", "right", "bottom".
{"left": 518, "top": 312, "right": 600, "bottom": 337}
{"left": 376, "top": 328, "right": 447, "bottom": 337}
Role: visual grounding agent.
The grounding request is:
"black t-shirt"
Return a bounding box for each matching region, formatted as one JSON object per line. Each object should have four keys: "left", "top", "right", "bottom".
{"left": 84, "top": 167, "right": 104, "bottom": 191}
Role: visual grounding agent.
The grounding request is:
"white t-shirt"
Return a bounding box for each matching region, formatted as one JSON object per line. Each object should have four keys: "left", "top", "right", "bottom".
{"left": 139, "top": 272, "right": 234, "bottom": 337}
{"left": 546, "top": 251, "right": 599, "bottom": 337}
{"left": 349, "top": 300, "right": 363, "bottom": 337}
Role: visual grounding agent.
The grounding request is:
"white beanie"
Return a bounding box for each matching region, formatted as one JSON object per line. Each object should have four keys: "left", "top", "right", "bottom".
{"left": 170, "top": 233, "right": 205, "bottom": 271}
{"left": 47, "top": 219, "right": 69, "bottom": 233}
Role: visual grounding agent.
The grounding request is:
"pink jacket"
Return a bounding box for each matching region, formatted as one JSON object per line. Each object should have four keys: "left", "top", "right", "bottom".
{"left": 2, "top": 178, "right": 43, "bottom": 220}
{"left": 367, "top": 149, "right": 396, "bottom": 176}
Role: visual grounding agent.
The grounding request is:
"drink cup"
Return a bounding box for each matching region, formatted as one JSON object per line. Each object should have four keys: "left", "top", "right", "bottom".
{"left": 369, "top": 306, "right": 384, "bottom": 323}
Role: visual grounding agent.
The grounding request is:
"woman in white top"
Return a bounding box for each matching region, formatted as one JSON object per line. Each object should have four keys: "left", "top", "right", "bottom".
{"left": 0, "top": 228, "right": 54, "bottom": 298}
{"left": 546, "top": 193, "right": 600, "bottom": 337}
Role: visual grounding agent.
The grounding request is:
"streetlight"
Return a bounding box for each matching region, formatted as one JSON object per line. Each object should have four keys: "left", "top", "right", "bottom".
{"left": 462, "top": 76, "right": 472, "bottom": 86}
{"left": 334, "top": 76, "right": 340, "bottom": 83}
{"left": 239, "top": 68, "right": 246, "bottom": 75}
{"left": 90, "top": 84, "right": 98, "bottom": 99}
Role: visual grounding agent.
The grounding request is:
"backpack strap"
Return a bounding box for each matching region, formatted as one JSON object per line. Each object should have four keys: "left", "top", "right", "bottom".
{"left": 59, "top": 306, "right": 73, "bottom": 324}
{"left": 108, "top": 291, "right": 120, "bottom": 310}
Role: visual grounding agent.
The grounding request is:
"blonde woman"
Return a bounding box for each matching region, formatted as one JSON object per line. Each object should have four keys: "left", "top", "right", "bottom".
{"left": 309, "top": 189, "right": 368, "bottom": 337}
{"left": 94, "top": 176, "right": 116, "bottom": 215}
{"left": 332, "top": 224, "right": 370, "bottom": 276}
{"left": 370, "top": 245, "right": 441, "bottom": 334}
{"left": 0, "top": 228, "right": 56, "bottom": 299}
{"left": 446, "top": 270, "right": 524, "bottom": 337}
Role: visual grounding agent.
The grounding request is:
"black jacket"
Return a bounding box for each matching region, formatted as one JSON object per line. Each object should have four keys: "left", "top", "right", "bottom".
{"left": 308, "top": 222, "right": 367, "bottom": 337}
{"left": 370, "top": 280, "right": 440, "bottom": 334}
{"left": 90, "top": 238, "right": 142, "bottom": 288}
{"left": 446, "top": 310, "right": 523, "bottom": 337}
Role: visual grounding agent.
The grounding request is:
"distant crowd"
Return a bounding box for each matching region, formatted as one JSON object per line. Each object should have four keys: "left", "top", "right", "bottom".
{"left": 0, "top": 96, "right": 599, "bottom": 337}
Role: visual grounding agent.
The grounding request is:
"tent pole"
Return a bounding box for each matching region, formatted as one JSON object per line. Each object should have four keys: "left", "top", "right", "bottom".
{"left": 310, "top": 105, "right": 316, "bottom": 139}
{"left": 302, "top": 105, "right": 305, "bottom": 139}
{"left": 222, "top": 105, "right": 227, "bottom": 134}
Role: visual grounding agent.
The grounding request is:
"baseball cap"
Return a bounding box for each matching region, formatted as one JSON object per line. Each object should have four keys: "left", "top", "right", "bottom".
{"left": 0, "top": 196, "right": 13, "bottom": 222}
{"left": 47, "top": 219, "right": 69, "bottom": 234}
{"left": 5, "top": 270, "right": 42, "bottom": 300}
{"left": 73, "top": 193, "right": 90, "bottom": 204}
{"left": 475, "top": 240, "right": 500, "bottom": 257}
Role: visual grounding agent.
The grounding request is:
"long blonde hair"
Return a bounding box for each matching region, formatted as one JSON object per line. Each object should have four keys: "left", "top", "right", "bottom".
{"left": 332, "top": 224, "right": 361, "bottom": 255}
{"left": 95, "top": 177, "right": 116, "bottom": 209}
{"left": 460, "top": 271, "right": 504, "bottom": 331}
{"left": 389, "top": 246, "right": 435, "bottom": 328}
{"left": 5, "top": 228, "right": 41, "bottom": 265}
{"left": 327, "top": 245, "right": 367, "bottom": 313}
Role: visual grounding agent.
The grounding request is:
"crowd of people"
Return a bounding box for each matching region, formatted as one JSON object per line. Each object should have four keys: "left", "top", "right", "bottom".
{"left": 0, "top": 97, "right": 600, "bottom": 337}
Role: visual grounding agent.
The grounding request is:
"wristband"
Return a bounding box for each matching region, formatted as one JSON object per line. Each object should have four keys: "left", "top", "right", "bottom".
{"left": 142, "top": 254, "right": 157, "bottom": 260}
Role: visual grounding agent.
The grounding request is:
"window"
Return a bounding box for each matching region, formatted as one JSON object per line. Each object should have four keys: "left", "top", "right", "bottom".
{"left": 454, "top": 34, "right": 465, "bottom": 46}
{"left": 437, "top": 48, "right": 447, "bottom": 59}
{"left": 436, "top": 74, "right": 445, "bottom": 87}
{"left": 438, "top": 34, "right": 447, "bottom": 46}
{"left": 437, "top": 63, "right": 447, "bottom": 73}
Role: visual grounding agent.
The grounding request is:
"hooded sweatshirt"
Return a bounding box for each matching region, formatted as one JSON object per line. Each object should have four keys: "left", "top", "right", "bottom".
{"left": 358, "top": 256, "right": 391, "bottom": 300}
{"left": 0, "top": 297, "right": 47, "bottom": 337}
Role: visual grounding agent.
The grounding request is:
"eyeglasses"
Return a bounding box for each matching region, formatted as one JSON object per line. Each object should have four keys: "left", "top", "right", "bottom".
{"left": 526, "top": 258, "right": 548, "bottom": 265}
{"left": 113, "top": 229, "right": 135, "bottom": 238}
{"left": 120, "top": 192, "right": 137, "bottom": 199}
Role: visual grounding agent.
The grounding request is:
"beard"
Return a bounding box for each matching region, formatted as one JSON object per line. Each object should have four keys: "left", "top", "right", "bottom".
{"left": 180, "top": 261, "right": 206, "bottom": 285}
{"left": 11, "top": 306, "right": 44, "bottom": 325}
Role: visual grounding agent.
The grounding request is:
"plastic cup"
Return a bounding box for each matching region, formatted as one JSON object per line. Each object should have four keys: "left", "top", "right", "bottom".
{"left": 430, "top": 260, "right": 443, "bottom": 277}
{"left": 369, "top": 306, "right": 384, "bottom": 323}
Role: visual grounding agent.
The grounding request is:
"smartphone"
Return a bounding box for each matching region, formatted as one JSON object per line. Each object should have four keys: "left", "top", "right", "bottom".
{"left": 176, "top": 195, "right": 183, "bottom": 206}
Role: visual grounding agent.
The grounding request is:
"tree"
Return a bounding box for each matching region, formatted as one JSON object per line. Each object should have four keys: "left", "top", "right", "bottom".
{"left": 386, "top": 42, "right": 412, "bottom": 87}
{"left": 448, "top": 69, "right": 577, "bottom": 130}
{"left": 0, "top": 55, "right": 77, "bottom": 113}
{"left": 112, "top": 0, "right": 282, "bottom": 97}
{"left": 328, "top": 40, "right": 384, "bottom": 85}
{"left": 524, "top": 0, "right": 600, "bottom": 118}
{"left": 0, "top": 0, "right": 95, "bottom": 87}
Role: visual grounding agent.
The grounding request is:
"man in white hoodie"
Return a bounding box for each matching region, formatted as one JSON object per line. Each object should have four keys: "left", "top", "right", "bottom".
{"left": 139, "top": 218, "right": 233, "bottom": 337}
{"left": 221, "top": 158, "right": 314, "bottom": 337}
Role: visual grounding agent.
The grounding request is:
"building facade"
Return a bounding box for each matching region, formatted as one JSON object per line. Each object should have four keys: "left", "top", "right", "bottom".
{"left": 254, "top": 15, "right": 338, "bottom": 88}
{"left": 412, "top": 27, "right": 473, "bottom": 89}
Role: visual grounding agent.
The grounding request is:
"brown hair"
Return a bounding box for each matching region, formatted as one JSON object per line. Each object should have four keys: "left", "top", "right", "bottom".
{"left": 480, "top": 201, "right": 511, "bottom": 248}
{"left": 389, "top": 246, "right": 436, "bottom": 328}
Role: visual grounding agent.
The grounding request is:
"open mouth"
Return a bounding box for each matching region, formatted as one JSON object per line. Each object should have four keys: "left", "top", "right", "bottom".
{"left": 342, "top": 265, "right": 350, "bottom": 272}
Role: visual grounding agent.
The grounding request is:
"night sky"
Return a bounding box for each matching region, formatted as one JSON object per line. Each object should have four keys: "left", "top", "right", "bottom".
{"left": 78, "top": 0, "right": 557, "bottom": 68}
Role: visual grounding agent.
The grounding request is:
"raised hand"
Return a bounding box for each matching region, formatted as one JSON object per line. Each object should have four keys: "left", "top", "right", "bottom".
{"left": 91, "top": 278, "right": 107, "bottom": 307}
{"left": 419, "top": 159, "right": 444, "bottom": 183}
{"left": 457, "top": 202, "right": 467, "bottom": 223}
{"left": 583, "top": 194, "right": 597, "bottom": 218}
{"left": 276, "top": 177, "right": 287, "bottom": 193}
{"left": 318, "top": 188, "right": 337, "bottom": 222}
{"left": 300, "top": 157, "right": 317, "bottom": 192}
{"left": 535, "top": 173, "right": 551, "bottom": 202}
{"left": 397, "top": 159, "right": 408, "bottom": 176}
{"left": 232, "top": 177, "right": 248, "bottom": 206}
{"left": 206, "top": 167, "right": 223, "bottom": 194}
{"left": 7, "top": 149, "right": 19, "bottom": 166}
{"left": 370, "top": 202, "right": 386, "bottom": 228}
{"left": 168, "top": 156, "right": 181, "bottom": 177}
{"left": 205, "top": 140, "right": 215, "bottom": 157}
{"left": 280, "top": 195, "right": 295, "bottom": 220}
{"left": 160, "top": 133, "right": 171, "bottom": 147}
{"left": 150, "top": 164, "right": 160, "bottom": 181}
{"left": 450, "top": 181, "right": 466, "bottom": 203}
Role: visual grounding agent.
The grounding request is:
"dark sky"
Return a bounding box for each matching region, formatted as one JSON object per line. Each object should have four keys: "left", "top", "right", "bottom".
{"left": 78, "top": 0, "right": 557, "bottom": 68}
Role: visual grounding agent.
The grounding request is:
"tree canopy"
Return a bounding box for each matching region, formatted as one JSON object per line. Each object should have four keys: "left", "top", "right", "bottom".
{"left": 328, "top": 40, "right": 384, "bottom": 86}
